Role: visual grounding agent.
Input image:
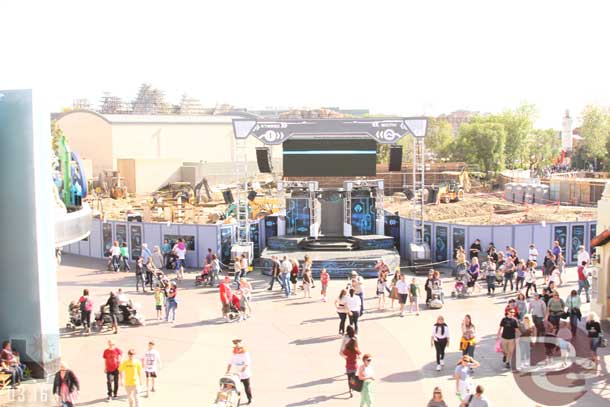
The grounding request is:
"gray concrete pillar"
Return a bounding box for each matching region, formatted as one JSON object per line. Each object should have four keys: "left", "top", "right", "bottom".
{"left": 0, "top": 89, "right": 60, "bottom": 378}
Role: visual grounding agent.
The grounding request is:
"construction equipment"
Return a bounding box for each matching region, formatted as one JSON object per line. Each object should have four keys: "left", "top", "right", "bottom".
{"left": 194, "top": 177, "right": 212, "bottom": 203}
{"left": 96, "top": 170, "right": 128, "bottom": 199}
{"left": 435, "top": 180, "right": 465, "bottom": 204}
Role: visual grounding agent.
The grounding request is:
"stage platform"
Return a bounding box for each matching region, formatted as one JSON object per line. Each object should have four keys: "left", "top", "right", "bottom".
{"left": 259, "top": 236, "right": 399, "bottom": 278}
{"left": 266, "top": 235, "right": 396, "bottom": 251}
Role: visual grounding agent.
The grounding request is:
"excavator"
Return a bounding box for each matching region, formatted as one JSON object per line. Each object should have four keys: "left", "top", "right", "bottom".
{"left": 154, "top": 177, "right": 213, "bottom": 205}
{"left": 434, "top": 180, "right": 465, "bottom": 204}
{"left": 222, "top": 190, "right": 280, "bottom": 220}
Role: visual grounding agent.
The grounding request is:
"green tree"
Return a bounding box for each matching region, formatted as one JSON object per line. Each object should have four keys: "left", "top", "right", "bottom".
{"left": 497, "top": 103, "right": 536, "bottom": 169}
{"left": 578, "top": 105, "right": 610, "bottom": 169}
{"left": 451, "top": 120, "right": 507, "bottom": 174}
{"left": 526, "top": 128, "right": 561, "bottom": 170}
{"left": 425, "top": 118, "right": 453, "bottom": 160}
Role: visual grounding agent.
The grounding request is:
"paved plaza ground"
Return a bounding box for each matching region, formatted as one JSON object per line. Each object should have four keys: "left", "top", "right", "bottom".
{"left": 1, "top": 255, "right": 608, "bottom": 406}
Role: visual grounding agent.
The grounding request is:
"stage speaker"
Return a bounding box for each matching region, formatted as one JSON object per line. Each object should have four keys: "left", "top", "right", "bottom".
{"left": 389, "top": 146, "right": 403, "bottom": 171}
{"left": 256, "top": 147, "right": 272, "bottom": 173}
{"left": 222, "top": 189, "right": 234, "bottom": 204}
{"left": 247, "top": 190, "right": 257, "bottom": 201}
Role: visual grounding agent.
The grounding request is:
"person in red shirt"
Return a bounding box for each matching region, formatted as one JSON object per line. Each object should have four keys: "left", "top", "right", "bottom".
{"left": 220, "top": 276, "right": 233, "bottom": 322}
{"left": 341, "top": 336, "right": 361, "bottom": 398}
{"left": 577, "top": 261, "right": 591, "bottom": 303}
{"left": 102, "top": 340, "right": 122, "bottom": 400}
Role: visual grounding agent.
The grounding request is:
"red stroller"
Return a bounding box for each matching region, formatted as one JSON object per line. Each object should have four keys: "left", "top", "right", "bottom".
{"left": 195, "top": 264, "right": 212, "bottom": 287}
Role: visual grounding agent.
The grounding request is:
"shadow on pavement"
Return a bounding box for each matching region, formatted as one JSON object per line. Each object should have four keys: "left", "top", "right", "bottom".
{"left": 289, "top": 335, "right": 339, "bottom": 346}
{"left": 286, "top": 374, "right": 344, "bottom": 389}
{"left": 285, "top": 392, "right": 349, "bottom": 406}
{"left": 300, "top": 316, "right": 338, "bottom": 325}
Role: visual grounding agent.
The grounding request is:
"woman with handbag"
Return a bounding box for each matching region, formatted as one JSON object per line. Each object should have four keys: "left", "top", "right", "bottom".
{"left": 52, "top": 361, "right": 80, "bottom": 407}
{"left": 357, "top": 354, "right": 375, "bottom": 407}
{"left": 565, "top": 290, "right": 582, "bottom": 336}
{"left": 340, "top": 336, "right": 360, "bottom": 398}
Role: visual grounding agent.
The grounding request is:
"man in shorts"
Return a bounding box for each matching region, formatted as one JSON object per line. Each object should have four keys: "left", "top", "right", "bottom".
{"left": 143, "top": 341, "right": 161, "bottom": 397}
{"left": 497, "top": 309, "right": 518, "bottom": 369}
{"left": 396, "top": 274, "right": 409, "bottom": 317}
{"left": 220, "top": 276, "right": 233, "bottom": 322}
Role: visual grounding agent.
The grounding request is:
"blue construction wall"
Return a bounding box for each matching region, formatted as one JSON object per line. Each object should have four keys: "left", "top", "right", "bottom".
{"left": 63, "top": 218, "right": 266, "bottom": 268}
{"left": 398, "top": 217, "right": 597, "bottom": 267}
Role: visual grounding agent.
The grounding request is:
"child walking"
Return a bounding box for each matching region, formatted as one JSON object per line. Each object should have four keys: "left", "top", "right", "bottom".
{"left": 320, "top": 268, "right": 330, "bottom": 302}
{"left": 409, "top": 278, "right": 420, "bottom": 316}
{"left": 154, "top": 287, "right": 163, "bottom": 320}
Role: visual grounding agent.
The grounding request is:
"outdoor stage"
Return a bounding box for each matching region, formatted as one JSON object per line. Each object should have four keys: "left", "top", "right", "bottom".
{"left": 259, "top": 235, "right": 400, "bottom": 278}
{"left": 233, "top": 117, "right": 426, "bottom": 278}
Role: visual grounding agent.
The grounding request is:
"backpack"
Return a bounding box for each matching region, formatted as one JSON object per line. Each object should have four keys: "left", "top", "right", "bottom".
{"left": 80, "top": 297, "right": 92, "bottom": 312}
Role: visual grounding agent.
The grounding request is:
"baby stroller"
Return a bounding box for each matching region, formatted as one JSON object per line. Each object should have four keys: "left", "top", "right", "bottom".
{"left": 66, "top": 301, "right": 82, "bottom": 330}
{"left": 225, "top": 294, "right": 243, "bottom": 322}
{"left": 212, "top": 374, "right": 241, "bottom": 407}
{"left": 195, "top": 264, "right": 212, "bottom": 287}
{"left": 428, "top": 287, "right": 444, "bottom": 309}
{"left": 452, "top": 271, "right": 470, "bottom": 298}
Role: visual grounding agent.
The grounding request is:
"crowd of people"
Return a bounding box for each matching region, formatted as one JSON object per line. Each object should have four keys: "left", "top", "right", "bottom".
{"left": 3, "top": 232, "right": 606, "bottom": 407}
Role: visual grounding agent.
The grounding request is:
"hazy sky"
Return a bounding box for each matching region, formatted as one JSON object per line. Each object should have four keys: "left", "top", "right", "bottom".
{"left": 1, "top": 0, "right": 609, "bottom": 128}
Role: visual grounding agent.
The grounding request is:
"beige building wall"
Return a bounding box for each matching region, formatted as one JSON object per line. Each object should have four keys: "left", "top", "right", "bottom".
{"left": 116, "top": 159, "right": 136, "bottom": 193}
{"left": 593, "top": 182, "right": 610, "bottom": 319}
{"left": 57, "top": 111, "right": 284, "bottom": 181}
{"left": 118, "top": 158, "right": 183, "bottom": 194}
{"left": 56, "top": 111, "right": 112, "bottom": 176}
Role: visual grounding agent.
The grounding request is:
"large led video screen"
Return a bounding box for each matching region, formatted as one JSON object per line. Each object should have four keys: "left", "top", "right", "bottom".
{"left": 283, "top": 139, "right": 377, "bottom": 176}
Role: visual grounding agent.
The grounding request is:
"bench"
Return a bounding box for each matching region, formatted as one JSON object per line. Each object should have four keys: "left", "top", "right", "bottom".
{"left": 0, "top": 372, "right": 11, "bottom": 391}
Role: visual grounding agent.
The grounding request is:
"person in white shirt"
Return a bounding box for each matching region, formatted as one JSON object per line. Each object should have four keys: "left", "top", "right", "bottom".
{"left": 172, "top": 239, "right": 187, "bottom": 280}
{"left": 142, "top": 341, "right": 161, "bottom": 396}
{"left": 226, "top": 339, "right": 252, "bottom": 405}
{"left": 345, "top": 289, "right": 362, "bottom": 334}
{"left": 577, "top": 246, "right": 590, "bottom": 267}
{"left": 527, "top": 244, "right": 539, "bottom": 263}
{"left": 350, "top": 271, "right": 365, "bottom": 315}
{"left": 395, "top": 274, "right": 409, "bottom": 317}
{"left": 281, "top": 256, "right": 292, "bottom": 297}
{"left": 109, "top": 241, "right": 121, "bottom": 272}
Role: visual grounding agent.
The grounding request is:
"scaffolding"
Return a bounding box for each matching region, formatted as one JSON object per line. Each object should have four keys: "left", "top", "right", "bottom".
{"left": 411, "top": 137, "right": 426, "bottom": 244}
{"left": 234, "top": 138, "right": 250, "bottom": 244}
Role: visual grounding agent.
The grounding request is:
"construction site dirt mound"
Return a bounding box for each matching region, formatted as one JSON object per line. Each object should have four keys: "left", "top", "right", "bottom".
{"left": 385, "top": 193, "right": 596, "bottom": 225}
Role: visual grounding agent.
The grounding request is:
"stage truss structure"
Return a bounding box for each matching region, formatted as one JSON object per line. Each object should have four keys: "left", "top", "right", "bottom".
{"left": 412, "top": 137, "right": 426, "bottom": 244}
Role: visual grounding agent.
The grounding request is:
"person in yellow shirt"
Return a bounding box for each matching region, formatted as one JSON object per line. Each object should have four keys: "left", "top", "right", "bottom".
{"left": 119, "top": 349, "right": 142, "bottom": 407}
